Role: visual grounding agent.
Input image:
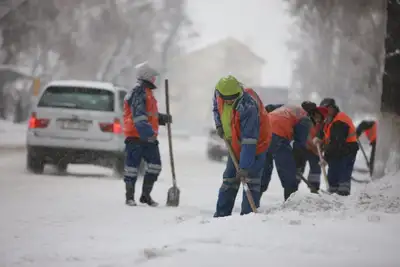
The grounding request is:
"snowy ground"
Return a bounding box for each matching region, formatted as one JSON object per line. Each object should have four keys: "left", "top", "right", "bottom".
{"left": 0, "top": 120, "right": 26, "bottom": 150}
{"left": 1, "top": 121, "right": 400, "bottom": 267}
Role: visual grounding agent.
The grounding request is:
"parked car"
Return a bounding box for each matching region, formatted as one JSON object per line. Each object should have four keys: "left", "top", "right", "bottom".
{"left": 26, "top": 80, "right": 130, "bottom": 177}
{"left": 207, "top": 128, "right": 228, "bottom": 161}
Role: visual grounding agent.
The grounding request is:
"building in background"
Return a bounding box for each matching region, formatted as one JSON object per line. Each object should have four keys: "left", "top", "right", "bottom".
{"left": 251, "top": 85, "right": 289, "bottom": 106}
{"left": 167, "top": 37, "right": 265, "bottom": 134}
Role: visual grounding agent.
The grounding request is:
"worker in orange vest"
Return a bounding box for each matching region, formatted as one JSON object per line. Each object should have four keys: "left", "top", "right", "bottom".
{"left": 313, "top": 98, "right": 359, "bottom": 196}
{"left": 293, "top": 101, "right": 327, "bottom": 193}
{"left": 356, "top": 120, "right": 377, "bottom": 175}
{"left": 212, "top": 75, "right": 271, "bottom": 217}
{"left": 261, "top": 103, "right": 313, "bottom": 200}
{"left": 123, "top": 62, "right": 172, "bottom": 207}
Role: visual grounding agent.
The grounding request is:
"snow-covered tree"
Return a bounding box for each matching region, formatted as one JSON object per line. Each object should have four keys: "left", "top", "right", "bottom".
{"left": 0, "top": 0, "right": 196, "bottom": 121}
{"left": 286, "top": 0, "right": 400, "bottom": 177}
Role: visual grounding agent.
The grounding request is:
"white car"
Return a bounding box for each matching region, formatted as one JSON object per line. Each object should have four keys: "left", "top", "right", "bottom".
{"left": 26, "top": 80, "right": 129, "bottom": 176}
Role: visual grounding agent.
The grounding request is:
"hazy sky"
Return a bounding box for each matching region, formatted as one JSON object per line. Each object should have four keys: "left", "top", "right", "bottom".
{"left": 186, "top": 0, "right": 293, "bottom": 87}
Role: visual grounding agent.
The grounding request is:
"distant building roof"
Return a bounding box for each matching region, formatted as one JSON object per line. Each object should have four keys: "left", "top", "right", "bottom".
{"left": 184, "top": 37, "right": 265, "bottom": 65}
{"left": 251, "top": 85, "right": 290, "bottom": 105}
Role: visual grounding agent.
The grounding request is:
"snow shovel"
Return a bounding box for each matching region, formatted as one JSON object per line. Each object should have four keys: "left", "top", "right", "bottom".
{"left": 223, "top": 138, "right": 258, "bottom": 213}
{"left": 296, "top": 173, "right": 329, "bottom": 195}
{"left": 316, "top": 144, "right": 329, "bottom": 190}
{"left": 165, "top": 79, "right": 180, "bottom": 207}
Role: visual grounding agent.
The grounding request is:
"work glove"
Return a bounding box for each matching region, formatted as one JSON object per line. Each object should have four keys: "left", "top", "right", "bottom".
{"left": 158, "top": 113, "right": 172, "bottom": 125}
{"left": 312, "top": 137, "right": 322, "bottom": 146}
{"left": 147, "top": 136, "right": 159, "bottom": 145}
{"left": 216, "top": 126, "right": 224, "bottom": 139}
{"left": 236, "top": 168, "right": 249, "bottom": 182}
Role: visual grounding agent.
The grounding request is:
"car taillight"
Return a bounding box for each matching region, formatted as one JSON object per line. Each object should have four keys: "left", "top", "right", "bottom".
{"left": 28, "top": 112, "right": 50, "bottom": 129}
{"left": 99, "top": 118, "right": 122, "bottom": 134}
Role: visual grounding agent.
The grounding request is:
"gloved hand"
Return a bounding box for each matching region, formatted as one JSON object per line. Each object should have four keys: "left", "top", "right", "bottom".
{"left": 312, "top": 137, "right": 322, "bottom": 146}
{"left": 216, "top": 126, "right": 224, "bottom": 139}
{"left": 236, "top": 168, "right": 249, "bottom": 182}
{"left": 147, "top": 136, "right": 159, "bottom": 145}
{"left": 158, "top": 113, "right": 172, "bottom": 125}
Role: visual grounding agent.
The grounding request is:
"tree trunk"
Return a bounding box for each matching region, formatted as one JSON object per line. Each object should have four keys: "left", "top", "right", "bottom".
{"left": 374, "top": 0, "right": 400, "bottom": 178}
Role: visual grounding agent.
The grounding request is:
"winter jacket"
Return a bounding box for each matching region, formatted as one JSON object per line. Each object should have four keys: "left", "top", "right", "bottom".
{"left": 268, "top": 105, "right": 312, "bottom": 147}
{"left": 317, "top": 111, "right": 359, "bottom": 161}
{"left": 124, "top": 79, "right": 169, "bottom": 142}
{"left": 213, "top": 89, "right": 270, "bottom": 169}
{"left": 356, "top": 120, "right": 377, "bottom": 144}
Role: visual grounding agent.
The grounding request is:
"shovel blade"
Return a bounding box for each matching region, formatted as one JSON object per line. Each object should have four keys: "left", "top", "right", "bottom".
{"left": 166, "top": 186, "right": 180, "bottom": 207}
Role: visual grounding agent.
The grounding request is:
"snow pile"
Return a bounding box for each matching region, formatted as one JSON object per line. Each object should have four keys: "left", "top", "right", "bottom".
{"left": 279, "top": 191, "right": 345, "bottom": 214}
{"left": 0, "top": 120, "right": 27, "bottom": 149}
{"left": 355, "top": 175, "right": 400, "bottom": 214}
{"left": 261, "top": 174, "right": 400, "bottom": 222}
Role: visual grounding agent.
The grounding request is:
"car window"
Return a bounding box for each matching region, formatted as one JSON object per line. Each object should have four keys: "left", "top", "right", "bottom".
{"left": 118, "top": 90, "right": 127, "bottom": 111}
{"left": 38, "top": 86, "right": 115, "bottom": 112}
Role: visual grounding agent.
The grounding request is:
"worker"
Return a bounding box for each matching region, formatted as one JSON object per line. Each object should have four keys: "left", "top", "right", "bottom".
{"left": 212, "top": 75, "right": 271, "bottom": 217}
{"left": 313, "top": 98, "right": 358, "bottom": 196}
{"left": 356, "top": 120, "right": 377, "bottom": 175}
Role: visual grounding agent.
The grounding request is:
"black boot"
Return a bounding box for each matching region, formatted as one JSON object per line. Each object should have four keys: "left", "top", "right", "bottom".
{"left": 284, "top": 187, "right": 298, "bottom": 201}
{"left": 140, "top": 178, "right": 158, "bottom": 207}
{"left": 125, "top": 182, "right": 137, "bottom": 206}
{"left": 310, "top": 188, "right": 319, "bottom": 194}
{"left": 309, "top": 183, "right": 320, "bottom": 194}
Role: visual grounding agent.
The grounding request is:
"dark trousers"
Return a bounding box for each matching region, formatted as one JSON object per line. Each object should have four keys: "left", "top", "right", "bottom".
{"left": 214, "top": 152, "right": 266, "bottom": 217}
{"left": 297, "top": 150, "right": 321, "bottom": 190}
{"left": 327, "top": 153, "right": 356, "bottom": 196}
{"left": 124, "top": 142, "right": 162, "bottom": 196}
{"left": 261, "top": 134, "right": 299, "bottom": 200}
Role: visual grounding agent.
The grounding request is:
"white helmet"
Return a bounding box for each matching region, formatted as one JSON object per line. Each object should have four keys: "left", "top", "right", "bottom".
{"left": 135, "top": 61, "right": 159, "bottom": 82}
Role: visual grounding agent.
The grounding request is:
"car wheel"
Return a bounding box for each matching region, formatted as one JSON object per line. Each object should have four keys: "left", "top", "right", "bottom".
{"left": 26, "top": 151, "right": 45, "bottom": 174}
{"left": 113, "top": 157, "right": 125, "bottom": 178}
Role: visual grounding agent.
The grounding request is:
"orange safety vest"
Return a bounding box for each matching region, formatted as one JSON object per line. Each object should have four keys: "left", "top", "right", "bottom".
{"left": 323, "top": 112, "right": 357, "bottom": 144}
{"left": 364, "top": 122, "right": 377, "bottom": 143}
{"left": 268, "top": 105, "right": 308, "bottom": 140}
{"left": 306, "top": 123, "right": 321, "bottom": 154}
{"left": 123, "top": 88, "right": 159, "bottom": 138}
{"left": 216, "top": 88, "right": 271, "bottom": 158}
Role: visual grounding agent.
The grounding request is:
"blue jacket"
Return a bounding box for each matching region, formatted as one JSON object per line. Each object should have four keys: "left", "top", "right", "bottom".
{"left": 212, "top": 91, "right": 262, "bottom": 170}
{"left": 293, "top": 116, "right": 312, "bottom": 148}
{"left": 124, "top": 80, "right": 157, "bottom": 140}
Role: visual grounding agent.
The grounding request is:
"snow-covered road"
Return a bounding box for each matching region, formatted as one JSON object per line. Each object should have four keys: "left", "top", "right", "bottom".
{"left": 1, "top": 136, "right": 400, "bottom": 267}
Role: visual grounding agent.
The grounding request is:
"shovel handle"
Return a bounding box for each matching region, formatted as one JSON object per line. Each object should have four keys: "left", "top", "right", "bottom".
{"left": 223, "top": 138, "right": 258, "bottom": 213}
{"left": 357, "top": 138, "right": 371, "bottom": 169}
{"left": 316, "top": 144, "right": 329, "bottom": 189}
{"left": 165, "top": 79, "right": 177, "bottom": 187}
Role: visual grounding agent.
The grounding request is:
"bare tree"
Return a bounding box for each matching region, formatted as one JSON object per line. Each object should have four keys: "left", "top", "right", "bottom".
{"left": 0, "top": 0, "right": 196, "bottom": 121}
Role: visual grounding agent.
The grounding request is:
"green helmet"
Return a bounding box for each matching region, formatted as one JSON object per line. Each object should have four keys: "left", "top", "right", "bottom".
{"left": 215, "top": 75, "right": 242, "bottom": 98}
